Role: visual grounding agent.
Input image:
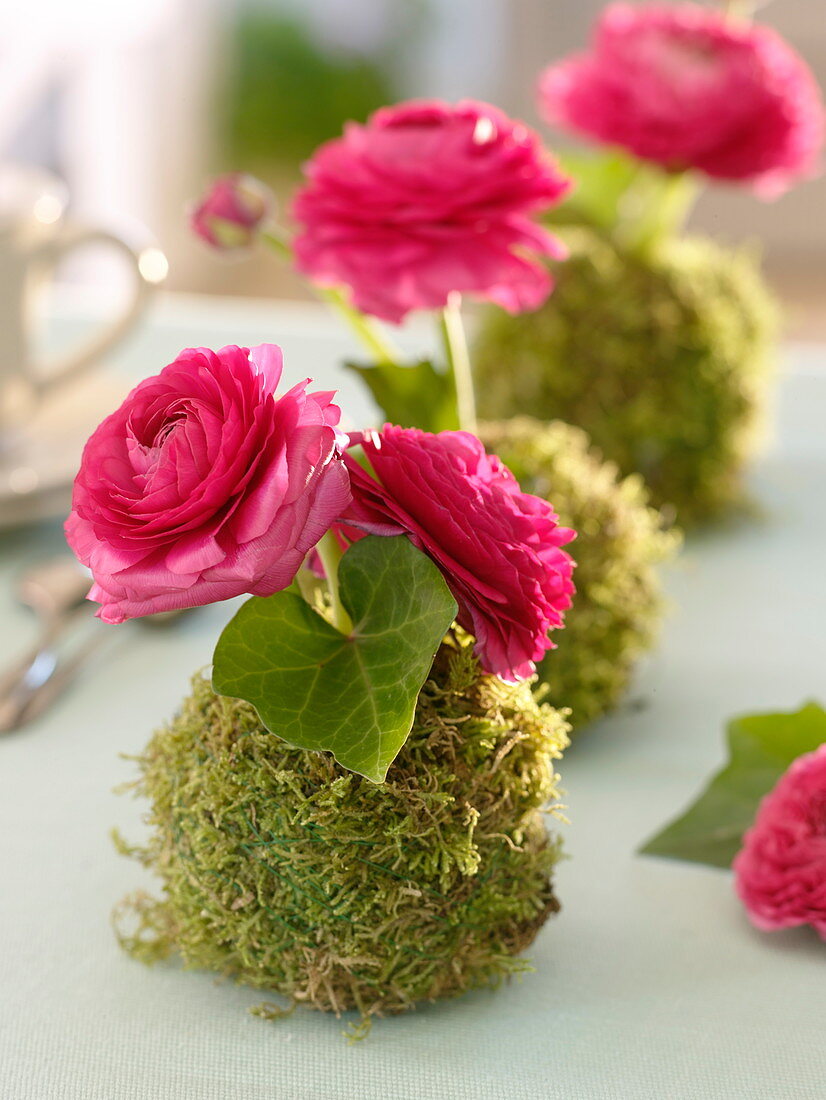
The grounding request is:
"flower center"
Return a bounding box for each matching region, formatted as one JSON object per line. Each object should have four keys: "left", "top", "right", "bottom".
{"left": 126, "top": 403, "right": 191, "bottom": 486}
{"left": 153, "top": 412, "right": 185, "bottom": 449}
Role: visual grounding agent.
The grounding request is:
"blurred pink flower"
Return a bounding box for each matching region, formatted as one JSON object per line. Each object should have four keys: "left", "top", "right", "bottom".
{"left": 293, "top": 99, "right": 571, "bottom": 323}
{"left": 65, "top": 344, "right": 350, "bottom": 623}
{"left": 733, "top": 744, "right": 826, "bottom": 940}
{"left": 340, "top": 425, "right": 576, "bottom": 682}
{"left": 190, "top": 173, "right": 272, "bottom": 250}
{"left": 538, "top": 3, "right": 824, "bottom": 196}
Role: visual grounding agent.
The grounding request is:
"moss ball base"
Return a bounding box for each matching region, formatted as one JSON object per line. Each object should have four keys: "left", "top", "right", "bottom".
{"left": 116, "top": 639, "right": 570, "bottom": 1024}
{"left": 474, "top": 229, "right": 778, "bottom": 526}
{"left": 480, "top": 417, "right": 679, "bottom": 730}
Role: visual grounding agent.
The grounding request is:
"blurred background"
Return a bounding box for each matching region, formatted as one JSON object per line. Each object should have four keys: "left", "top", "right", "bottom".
{"left": 2, "top": 0, "right": 824, "bottom": 336}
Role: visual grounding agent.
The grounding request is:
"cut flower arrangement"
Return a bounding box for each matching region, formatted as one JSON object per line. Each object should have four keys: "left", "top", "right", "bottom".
{"left": 475, "top": 0, "right": 825, "bottom": 525}
{"left": 191, "top": 95, "right": 678, "bottom": 731}
{"left": 58, "top": 4, "right": 825, "bottom": 1040}
{"left": 66, "top": 340, "right": 578, "bottom": 1027}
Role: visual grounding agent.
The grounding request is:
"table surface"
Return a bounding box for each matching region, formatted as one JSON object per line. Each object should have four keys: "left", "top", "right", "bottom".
{"left": 1, "top": 294, "right": 824, "bottom": 1100}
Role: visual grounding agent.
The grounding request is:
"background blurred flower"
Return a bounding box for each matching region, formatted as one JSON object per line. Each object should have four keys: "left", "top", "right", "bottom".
{"left": 538, "top": 2, "right": 824, "bottom": 196}
{"left": 292, "top": 99, "right": 571, "bottom": 323}
{"left": 190, "top": 173, "right": 272, "bottom": 250}
{"left": 341, "top": 425, "right": 576, "bottom": 682}
{"left": 733, "top": 743, "right": 826, "bottom": 940}
{"left": 66, "top": 343, "right": 349, "bottom": 622}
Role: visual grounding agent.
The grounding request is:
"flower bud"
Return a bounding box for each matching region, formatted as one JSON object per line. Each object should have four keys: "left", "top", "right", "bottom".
{"left": 190, "top": 173, "right": 271, "bottom": 251}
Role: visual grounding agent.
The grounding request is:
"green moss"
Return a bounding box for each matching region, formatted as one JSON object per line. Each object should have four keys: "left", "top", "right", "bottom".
{"left": 480, "top": 418, "right": 679, "bottom": 730}
{"left": 115, "top": 638, "right": 570, "bottom": 1025}
{"left": 474, "top": 228, "right": 779, "bottom": 526}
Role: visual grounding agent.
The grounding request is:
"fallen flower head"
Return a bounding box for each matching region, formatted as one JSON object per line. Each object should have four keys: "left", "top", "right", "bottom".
{"left": 734, "top": 743, "right": 826, "bottom": 941}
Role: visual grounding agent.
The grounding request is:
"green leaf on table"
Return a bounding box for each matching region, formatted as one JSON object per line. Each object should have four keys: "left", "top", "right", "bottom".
{"left": 640, "top": 702, "right": 826, "bottom": 868}
{"left": 344, "top": 359, "right": 459, "bottom": 433}
{"left": 212, "top": 535, "right": 457, "bottom": 783}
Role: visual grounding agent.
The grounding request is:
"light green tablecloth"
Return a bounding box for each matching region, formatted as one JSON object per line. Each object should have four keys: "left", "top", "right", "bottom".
{"left": 1, "top": 296, "right": 824, "bottom": 1100}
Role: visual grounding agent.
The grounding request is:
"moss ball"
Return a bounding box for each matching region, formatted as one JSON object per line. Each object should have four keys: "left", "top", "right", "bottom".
{"left": 115, "top": 639, "right": 570, "bottom": 1024}
{"left": 480, "top": 417, "right": 679, "bottom": 730}
{"left": 474, "top": 228, "right": 778, "bottom": 526}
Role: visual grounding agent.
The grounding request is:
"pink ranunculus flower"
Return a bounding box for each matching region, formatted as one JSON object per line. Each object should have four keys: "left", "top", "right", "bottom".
{"left": 65, "top": 344, "right": 350, "bottom": 624}
{"left": 340, "top": 426, "right": 576, "bottom": 682}
{"left": 190, "top": 173, "right": 272, "bottom": 250}
{"left": 538, "top": 3, "right": 824, "bottom": 196}
{"left": 733, "top": 744, "right": 826, "bottom": 941}
{"left": 292, "top": 99, "right": 572, "bottom": 324}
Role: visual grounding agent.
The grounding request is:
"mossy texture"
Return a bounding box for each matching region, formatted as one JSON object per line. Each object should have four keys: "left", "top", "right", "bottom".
{"left": 480, "top": 418, "right": 679, "bottom": 730}
{"left": 474, "top": 228, "right": 778, "bottom": 526}
{"left": 116, "top": 639, "right": 569, "bottom": 1024}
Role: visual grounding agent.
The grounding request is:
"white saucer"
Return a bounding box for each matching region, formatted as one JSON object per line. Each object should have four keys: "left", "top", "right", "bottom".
{"left": 0, "top": 373, "right": 131, "bottom": 530}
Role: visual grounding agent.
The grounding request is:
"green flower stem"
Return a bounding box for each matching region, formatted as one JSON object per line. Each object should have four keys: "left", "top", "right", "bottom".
{"left": 261, "top": 227, "right": 293, "bottom": 260}
{"left": 617, "top": 168, "right": 700, "bottom": 261}
{"left": 317, "top": 285, "right": 403, "bottom": 367}
{"left": 439, "top": 295, "right": 477, "bottom": 433}
{"left": 261, "top": 229, "right": 404, "bottom": 368}
{"left": 724, "top": 0, "right": 754, "bottom": 21}
{"left": 315, "top": 530, "right": 353, "bottom": 635}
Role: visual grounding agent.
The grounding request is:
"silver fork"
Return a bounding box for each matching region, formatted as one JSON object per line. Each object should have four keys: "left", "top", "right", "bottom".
{"left": 0, "top": 557, "right": 95, "bottom": 733}
{"left": 0, "top": 625, "right": 109, "bottom": 732}
{"left": 0, "top": 557, "right": 189, "bottom": 734}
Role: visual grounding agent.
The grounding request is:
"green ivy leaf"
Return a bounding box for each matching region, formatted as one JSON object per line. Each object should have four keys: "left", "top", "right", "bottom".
{"left": 640, "top": 702, "right": 826, "bottom": 868}
{"left": 344, "top": 359, "right": 459, "bottom": 433}
{"left": 212, "top": 535, "right": 457, "bottom": 783}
